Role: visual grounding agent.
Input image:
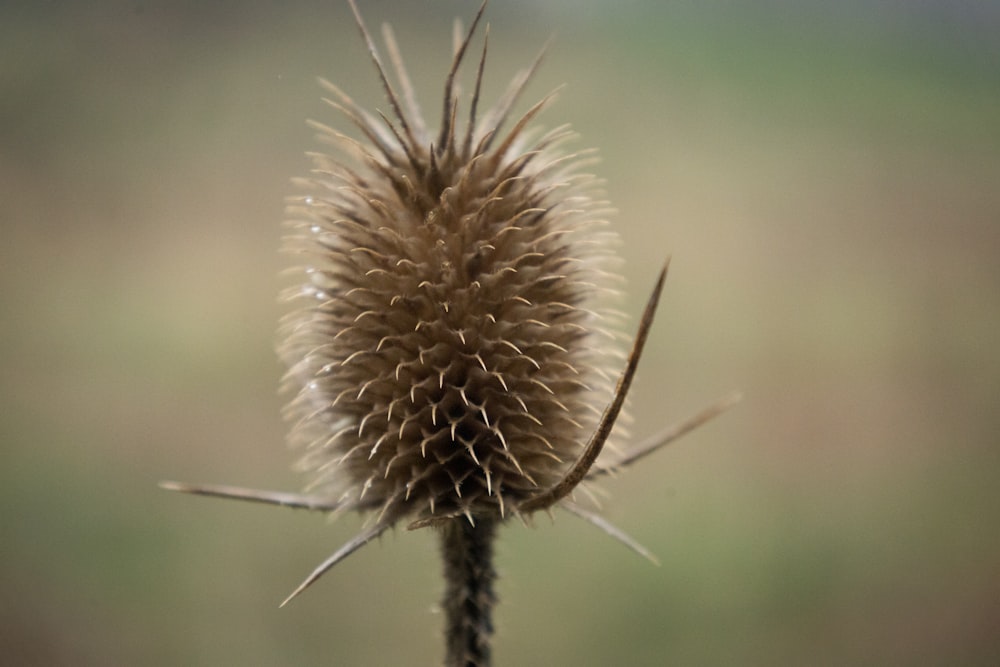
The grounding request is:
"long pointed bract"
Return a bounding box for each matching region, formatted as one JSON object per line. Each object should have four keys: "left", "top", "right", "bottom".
{"left": 591, "top": 391, "right": 743, "bottom": 475}
{"left": 280, "top": 520, "right": 393, "bottom": 607}
{"left": 478, "top": 40, "right": 549, "bottom": 154}
{"left": 437, "top": 0, "right": 489, "bottom": 155}
{"left": 561, "top": 500, "right": 660, "bottom": 565}
{"left": 463, "top": 25, "right": 489, "bottom": 159}
{"left": 518, "top": 260, "right": 670, "bottom": 513}
{"left": 158, "top": 481, "right": 348, "bottom": 512}
{"left": 381, "top": 22, "right": 427, "bottom": 142}
{"left": 345, "top": 0, "right": 419, "bottom": 153}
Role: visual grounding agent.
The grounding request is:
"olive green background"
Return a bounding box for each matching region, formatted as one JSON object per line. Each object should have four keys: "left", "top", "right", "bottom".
{"left": 3, "top": 1, "right": 998, "bottom": 664}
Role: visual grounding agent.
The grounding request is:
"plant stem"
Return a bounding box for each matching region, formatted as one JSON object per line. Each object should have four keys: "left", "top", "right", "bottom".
{"left": 440, "top": 518, "right": 498, "bottom": 667}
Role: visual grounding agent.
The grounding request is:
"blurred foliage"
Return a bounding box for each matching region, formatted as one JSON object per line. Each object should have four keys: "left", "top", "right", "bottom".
{"left": 2, "top": 1, "right": 999, "bottom": 665}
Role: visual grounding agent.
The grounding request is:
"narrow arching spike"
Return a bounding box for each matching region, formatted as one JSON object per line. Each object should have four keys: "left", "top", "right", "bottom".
{"left": 463, "top": 24, "right": 489, "bottom": 159}
{"left": 591, "top": 391, "right": 743, "bottom": 475}
{"left": 374, "top": 108, "right": 424, "bottom": 172}
{"left": 561, "top": 500, "right": 659, "bottom": 565}
{"left": 380, "top": 22, "right": 428, "bottom": 142}
{"left": 345, "top": 0, "right": 419, "bottom": 153}
{"left": 280, "top": 520, "right": 392, "bottom": 607}
{"left": 318, "top": 91, "right": 403, "bottom": 167}
{"left": 518, "top": 260, "right": 670, "bottom": 513}
{"left": 158, "top": 481, "right": 348, "bottom": 512}
{"left": 444, "top": 101, "right": 460, "bottom": 163}
{"left": 478, "top": 39, "right": 550, "bottom": 153}
{"left": 489, "top": 87, "right": 563, "bottom": 163}
{"left": 437, "top": 0, "right": 488, "bottom": 155}
{"left": 452, "top": 17, "right": 464, "bottom": 57}
{"left": 428, "top": 142, "right": 442, "bottom": 185}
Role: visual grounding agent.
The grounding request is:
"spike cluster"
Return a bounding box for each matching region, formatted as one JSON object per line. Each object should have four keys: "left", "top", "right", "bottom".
{"left": 161, "top": 1, "right": 741, "bottom": 632}
{"left": 279, "top": 1, "right": 624, "bottom": 529}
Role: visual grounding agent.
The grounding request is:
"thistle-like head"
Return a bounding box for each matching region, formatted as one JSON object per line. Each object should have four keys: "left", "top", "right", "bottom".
{"left": 280, "top": 1, "right": 625, "bottom": 529}
{"left": 161, "top": 1, "right": 738, "bottom": 610}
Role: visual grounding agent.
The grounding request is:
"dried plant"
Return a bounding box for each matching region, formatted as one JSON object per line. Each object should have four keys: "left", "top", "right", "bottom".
{"left": 162, "top": 2, "right": 738, "bottom": 665}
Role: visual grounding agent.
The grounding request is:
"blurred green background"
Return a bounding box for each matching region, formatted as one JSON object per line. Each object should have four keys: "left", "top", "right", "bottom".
{"left": 3, "top": 1, "right": 999, "bottom": 664}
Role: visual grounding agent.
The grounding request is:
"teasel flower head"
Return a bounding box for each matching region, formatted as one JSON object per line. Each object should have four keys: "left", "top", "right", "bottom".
{"left": 162, "top": 3, "right": 738, "bottom": 658}
{"left": 280, "top": 10, "right": 627, "bottom": 534}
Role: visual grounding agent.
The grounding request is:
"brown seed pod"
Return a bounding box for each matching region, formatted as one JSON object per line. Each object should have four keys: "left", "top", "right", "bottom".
{"left": 279, "top": 4, "right": 625, "bottom": 532}
{"left": 161, "top": 0, "right": 740, "bottom": 626}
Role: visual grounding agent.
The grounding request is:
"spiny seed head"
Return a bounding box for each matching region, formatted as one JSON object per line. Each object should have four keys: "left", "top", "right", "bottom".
{"left": 159, "top": 0, "right": 736, "bottom": 614}
{"left": 278, "top": 3, "right": 625, "bottom": 528}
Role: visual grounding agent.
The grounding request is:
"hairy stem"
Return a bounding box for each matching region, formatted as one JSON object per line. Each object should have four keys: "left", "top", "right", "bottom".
{"left": 440, "top": 518, "right": 498, "bottom": 667}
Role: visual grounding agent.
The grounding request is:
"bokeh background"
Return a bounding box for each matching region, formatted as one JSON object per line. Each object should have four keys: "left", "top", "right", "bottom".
{"left": 3, "top": 0, "right": 998, "bottom": 664}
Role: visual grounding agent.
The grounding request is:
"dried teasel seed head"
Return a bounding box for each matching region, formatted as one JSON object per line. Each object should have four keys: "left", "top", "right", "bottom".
{"left": 160, "top": 0, "right": 738, "bottom": 619}
{"left": 278, "top": 2, "right": 627, "bottom": 529}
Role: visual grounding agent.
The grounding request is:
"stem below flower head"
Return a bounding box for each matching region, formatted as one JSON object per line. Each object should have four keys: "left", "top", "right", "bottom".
{"left": 440, "top": 518, "right": 498, "bottom": 667}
